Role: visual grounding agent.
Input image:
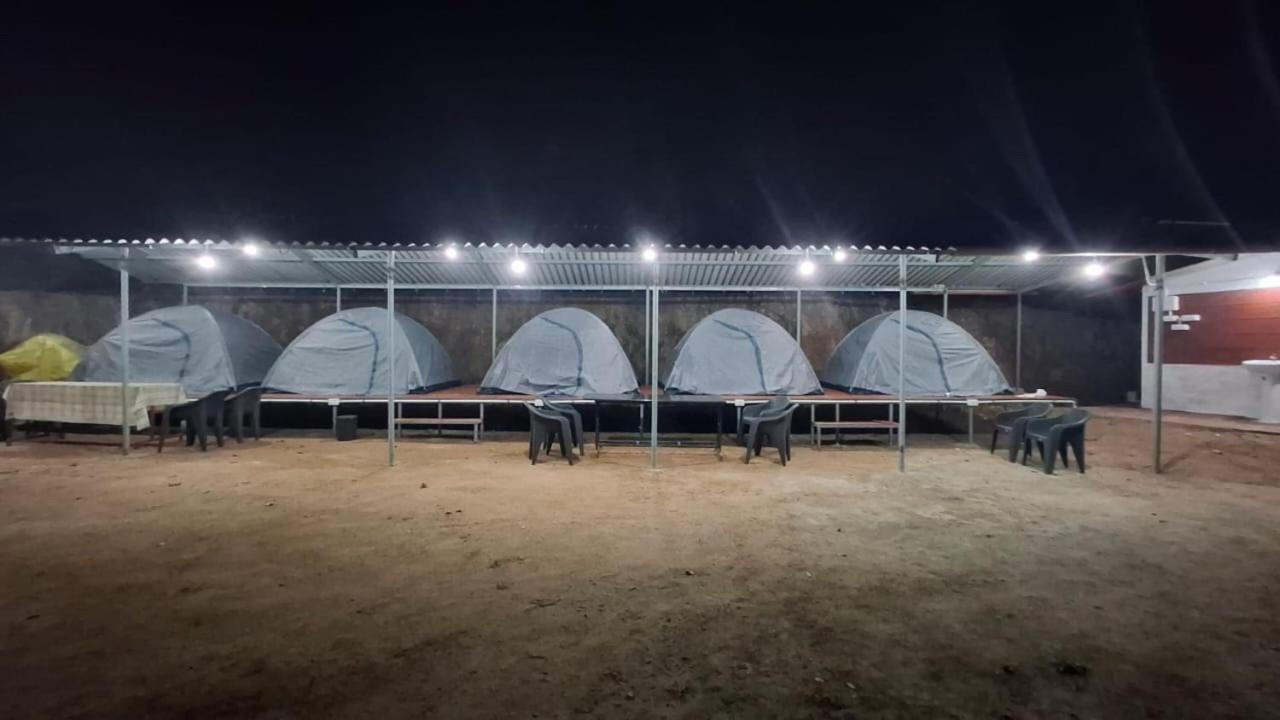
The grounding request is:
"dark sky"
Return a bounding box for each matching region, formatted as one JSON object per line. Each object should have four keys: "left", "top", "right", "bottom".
{"left": 4, "top": 2, "right": 1280, "bottom": 251}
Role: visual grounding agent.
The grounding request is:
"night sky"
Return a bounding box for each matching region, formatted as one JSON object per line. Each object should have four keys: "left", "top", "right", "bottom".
{"left": 4, "top": 2, "right": 1280, "bottom": 251}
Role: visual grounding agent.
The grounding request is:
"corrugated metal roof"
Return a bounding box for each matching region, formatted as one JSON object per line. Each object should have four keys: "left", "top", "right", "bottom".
{"left": 37, "top": 241, "right": 1130, "bottom": 293}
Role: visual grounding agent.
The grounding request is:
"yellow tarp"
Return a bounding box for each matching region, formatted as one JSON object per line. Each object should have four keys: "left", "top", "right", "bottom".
{"left": 0, "top": 334, "right": 85, "bottom": 382}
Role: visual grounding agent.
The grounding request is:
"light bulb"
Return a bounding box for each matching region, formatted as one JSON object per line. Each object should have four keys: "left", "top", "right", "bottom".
{"left": 798, "top": 259, "right": 816, "bottom": 277}
{"left": 196, "top": 254, "right": 218, "bottom": 270}
{"left": 510, "top": 258, "right": 528, "bottom": 275}
{"left": 642, "top": 246, "right": 658, "bottom": 262}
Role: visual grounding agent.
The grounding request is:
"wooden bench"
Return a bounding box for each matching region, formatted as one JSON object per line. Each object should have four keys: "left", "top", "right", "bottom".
{"left": 394, "top": 417, "right": 483, "bottom": 442}
{"left": 812, "top": 419, "right": 898, "bottom": 448}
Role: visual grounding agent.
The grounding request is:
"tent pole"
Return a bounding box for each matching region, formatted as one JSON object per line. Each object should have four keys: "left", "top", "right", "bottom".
{"left": 898, "top": 254, "right": 907, "bottom": 472}
{"left": 1015, "top": 291, "right": 1023, "bottom": 391}
{"left": 942, "top": 286, "right": 948, "bottom": 319}
{"left": 650, "top": 285, "right": 660, "bottom": 469}
{"left": 386, "top": 251, "right": 397, "bottom": 468}
{"left": 120, "top": 248, "right": 130, "bottom": 456}
{"left": 336, "top": 286, "right": 343, "bottom": 312}
{"left": 491, "top": 288, "right": 498, "bottom": 360}
{"left": 1153, "top": 254, "right": 1165, "bottom": 474}
{"left": 181, "top": 283, "right": 188, "bottom": 306}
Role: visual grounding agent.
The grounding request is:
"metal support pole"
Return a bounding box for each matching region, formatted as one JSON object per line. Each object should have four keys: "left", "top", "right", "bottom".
{"left": 1153, "top": 254, "right": 1165, "bottom": 474}
{"left": 490, "top": 288, "right": 498, "bottom": 360}
{"left": 386, "top": 251, "right": 397, "bottom": 467}
{"left": 650, "top": 286, "right": 660, "bottom": 468}
{"left": 120, "top": 248, "right": 130, "bottom": 455}
{"left": 1015, "top": 292, "right": 1023, "bottom": 391}
{"left": 795, "top": 288, "right": 802, "bottom": 344}
{"left": 180, "top": 284, "right": 188, "bottom": 306}
{"left": 897, "top": 254, "right": 907, "bottom": 472}
{"left": 644, "top": 288, "right": 651, "bottom": 380}
{"left": 336, "top": 286, "right": 343, "bottom": 312}
{"left": 942, "top": 287, "right": 948, "bottom": 319}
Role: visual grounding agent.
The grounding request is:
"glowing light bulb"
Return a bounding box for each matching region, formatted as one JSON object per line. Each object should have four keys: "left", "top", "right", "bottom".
{"left": 798, "top": 259, "right": 816, "bottom": 277}
{"left": 1022, "top": 249, "right": 1040, "bottom": 262}
{"left": 240, "top": 242, "right": 260, "bottom": 257}
{"left": 1083, "top": 261, "right": 1106, "bottom": 279}
{"left": 196, "top": 254, "right": 218, "bottom": 270}
{"left": 642, "top": 246, "right": 658, "bottom": 262}
{"left": 510, "top": 258, "right": 528, "bottom": 275}
{"left": 444, "top": 245, "right": 459, "bottom": 260}
{"left": 832, "top": 248, "right": 847, "bottom": 262}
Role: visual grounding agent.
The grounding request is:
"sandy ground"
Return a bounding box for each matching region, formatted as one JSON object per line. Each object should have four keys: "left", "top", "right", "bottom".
{"left": 2, "top": 419, "right": 1279, "bottom": 719}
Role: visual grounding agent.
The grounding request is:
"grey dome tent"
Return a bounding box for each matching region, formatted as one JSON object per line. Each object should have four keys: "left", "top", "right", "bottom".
{"left": 820, "top": 309, "right": 1010, "bottom": 396}
{"left": 264, "top": 308, "right": 458, "bottom": 396}
{"left": 80, "top": 305, "right": 282, "bottom": 397}
{"left": 663, "top": 309, "right": 821, "bottom": 395}
{"left": 480, "top": 307, "right": 638, "bottom": 396}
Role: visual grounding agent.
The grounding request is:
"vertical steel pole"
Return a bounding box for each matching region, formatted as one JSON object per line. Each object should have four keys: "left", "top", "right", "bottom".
{"left": 1153, "top": 254, "right": 1165, "bottom": 474}
{"left": 898, "top": 254, "right": 907, "bottom": 472}
{"left": 1015, "top": 292, "right": 1023, "bottom": 391}
{"left": 336, "top": 286, "right": 343, "bottom": 312}
{"left": 181, "top": 283, "right": 188, "bottom": 306}
{"left": 942, "top": 287, "right": 948, "bottom": 319}
{"left": 795, "top": 288, "right": 802, "bottom": 344}
{"left": 643, "top": 288, "right": 651, "bottom": 381}
{"left": 120, "top": 248, "right": 130, "bottom": 455}
{"left": 386, "top": 251, "right": 397, "bottom": 467}
{"left": 650, "top": 281, "right": 660, "bottom": 469}
{"left": 490, "top": 288, "right": 497, "bottom": 360}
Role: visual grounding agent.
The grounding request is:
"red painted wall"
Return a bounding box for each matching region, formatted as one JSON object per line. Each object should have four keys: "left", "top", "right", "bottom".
{"left": 1152, "top": 287, "right": 1280, "bottom": 365}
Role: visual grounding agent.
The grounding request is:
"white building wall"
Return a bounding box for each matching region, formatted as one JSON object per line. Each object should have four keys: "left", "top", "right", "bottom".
{"left": 1141, "top": 253, "right": 1280, "bottom": 418}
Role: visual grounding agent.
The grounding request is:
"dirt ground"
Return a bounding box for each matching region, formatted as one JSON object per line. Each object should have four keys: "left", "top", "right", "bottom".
{"left": 2, "top": 418, "right": 1280, "bottom": 719}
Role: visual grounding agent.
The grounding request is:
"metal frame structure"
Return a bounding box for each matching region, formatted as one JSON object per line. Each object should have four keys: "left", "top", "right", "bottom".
{"left": 1, "top": 238, "right": 1184, "bottom": 473}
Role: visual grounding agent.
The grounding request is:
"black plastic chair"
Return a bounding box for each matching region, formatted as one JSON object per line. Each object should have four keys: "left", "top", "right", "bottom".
{"left": 526, "top": 403, "right": 576, "bottom": 465}
{"left": 737, "top": 395, "right": 790, "bottom": 446}
{"left": 1021, "top": 409, "right": 1089, "bottom": 474}
{"left": 990, "top": 404, "right": 1051, "bottom": 462}
{"left": 156, "top": 390, "right": 231, "bottom": 452}
{"left": 743, "top": 403, "right": 799, "bottom": 465}
{"left": 543, "top": 401, "right": 584, "bottom": 455}
{"left": 225, "top": 386, "right": 264, "bottom": 442}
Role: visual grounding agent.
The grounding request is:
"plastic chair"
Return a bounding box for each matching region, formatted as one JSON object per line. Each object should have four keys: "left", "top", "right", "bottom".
{"left": 990, "top": 404, "right": 1051, "bottom": 462}
{"left": 543, "top": 401, "right": 584, "bottom": 455}
{"left": 225, "top": 386, "right": 264, "bottom": 442}
{"left": 1021, "top": 409, "right": 1089, "bottom": 474}
{"left": 737, "top": 395, "right": 790, "bottom": 446}
{"left": 526, "top": 403, "right": 576, "bottom": 465}
{"left": 156, "top": 390, "right": 231, "bottom": 452}
{"left": 743, "top": 403, "right": 798, "bottom": 465}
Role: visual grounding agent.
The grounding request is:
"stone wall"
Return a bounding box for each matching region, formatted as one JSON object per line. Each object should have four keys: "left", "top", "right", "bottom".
{"left": 0, "top": 284, "right": 1140, "bottom": 405}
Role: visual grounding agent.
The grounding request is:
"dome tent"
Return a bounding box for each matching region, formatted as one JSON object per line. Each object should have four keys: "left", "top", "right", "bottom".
{"left": 80, "top": 306, "right": 282, "bottom": 397}
{"left": 481, "top": 307, "right": 637, "bottom": 396}
{"left": 820, "top": 309, "right": 1010, "bottom": 396}
{"left": 663, "top": 309, "right": 821, "bottom": 395}
{"left": 0, "top": 334, "right": 85, "bottom": 381}
{"left": 264, "top": 308, "right": 458, "bottom": 396}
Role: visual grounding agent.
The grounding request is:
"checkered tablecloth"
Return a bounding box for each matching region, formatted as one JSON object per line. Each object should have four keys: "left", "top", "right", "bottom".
{"left": 2, "top": 382, "right": 187, "bottom": 430}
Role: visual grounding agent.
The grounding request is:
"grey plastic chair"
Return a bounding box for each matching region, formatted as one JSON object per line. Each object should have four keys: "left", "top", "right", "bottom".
{"left": 737, "top": 395, "right": 790, "bottom": 446}
{"left": 743, "top": 403, "right": 799, "bottom": 465}
{"left": 543, "top": 401, "right": 584, "bottom": 455}
{"left": 990, "top": 404, "right": 1051, "bottom": 461}
{"left": 1021, "top": 409, "right": 1089, "bottom": 474}
{"left": 526, "top": 403, "right": 576, "bottom": 465}
{"left": 225, "top": 386, "right": 264, "bottom": 443}
{"left": 157, "top": 390, "right": 231, "bottom": 452}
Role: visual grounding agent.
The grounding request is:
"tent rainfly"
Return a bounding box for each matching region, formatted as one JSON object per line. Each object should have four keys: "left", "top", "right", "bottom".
{"left": 820, "top": 309, "right": 1011, "bottom": 396}
{"left": 481, "top": 307, "right": 638, "bottom": 396}
{"left": 80, "top": 305, "right": 282, "bottom": 397}
{"left": 264, "top": 308, "right": 458, "bottom": 396}
{"left": 663, "top": 308, "right": 822, "bottom": 395}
